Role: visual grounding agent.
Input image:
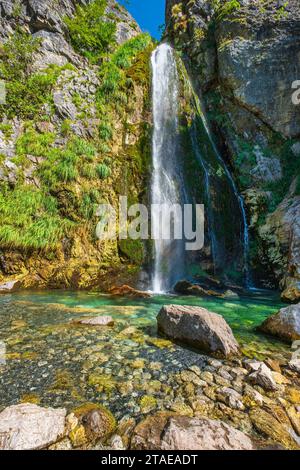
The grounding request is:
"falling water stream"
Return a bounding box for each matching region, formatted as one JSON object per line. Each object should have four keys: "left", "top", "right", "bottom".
{"left": 151, "top": 43, "right": 251, "bottom": 292}
{"left": 151, "top": 44, "right": 185, "bottom": 293}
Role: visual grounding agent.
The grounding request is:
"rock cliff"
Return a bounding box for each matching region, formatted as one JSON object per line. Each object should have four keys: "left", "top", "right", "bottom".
{"left": 166, "top": 0, "right": 300, "bottom": 300}
{"left": 0, "top": 0, "right": 153, "bottom": 290}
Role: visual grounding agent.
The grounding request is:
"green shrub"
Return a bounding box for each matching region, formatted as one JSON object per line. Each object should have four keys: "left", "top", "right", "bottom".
{"left": 80, "top": 163, "right": 97, "bottom": 179}
{"left": 99, "top": 122, "right": 113, "bottom": 142}
{"left": 65, "top": 0, "right": 116, "bottom": 63}
{"left": 0, "top": 186, "right": 73, "bottom": 250}
{"left": 211, "top": 0, "right": 241, "bottom": 21}
{"left": 0, "top": 31, "right": 69, "bottom": 118}
{"left": 97, "top": 33, "right": 152, "bottom": 106}
{"left": 96, "top": 163, "right": 111, "bottom": 179}
{"left": 68, "top": 137, "right": 97, "bottom": 159}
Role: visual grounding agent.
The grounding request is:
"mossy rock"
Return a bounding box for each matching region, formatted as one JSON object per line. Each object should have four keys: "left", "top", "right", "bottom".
{"left": 88, "top": 373, "right": 116, "bottom": 394}
{"left": 118, "top": 238, "right": 144, "bottom": 265}
{"left": 72, "top": 402, "right": 116, "bottom": 444}
{"left": 140, "top": 395, "right": 157, "bottom": 413}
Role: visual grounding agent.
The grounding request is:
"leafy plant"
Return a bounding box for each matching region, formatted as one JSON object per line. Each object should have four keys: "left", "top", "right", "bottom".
{"left": 96, "top": 163, "right": 111, "bottom": 179}
{"left": 0, "top": 32, "right": 69, "bottom": 118}
{"left": 0, "top": 186, "right": 73, "bottom": 250}
{"left": 65, "top": 0, "right": 116, "bottom": 63}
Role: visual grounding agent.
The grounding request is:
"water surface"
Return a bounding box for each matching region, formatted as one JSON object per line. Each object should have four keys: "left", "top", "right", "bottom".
{"left": 0, "top": 290, "right": 289, "bottom": 418}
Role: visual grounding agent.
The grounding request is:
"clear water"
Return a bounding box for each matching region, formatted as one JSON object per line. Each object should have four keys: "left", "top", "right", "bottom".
{"left": 0, "top": 290, "right": 290, "bottom": 418}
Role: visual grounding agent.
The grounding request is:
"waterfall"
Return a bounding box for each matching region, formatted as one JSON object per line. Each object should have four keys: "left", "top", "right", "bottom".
{"left": 150, "top": 43, "right": 251, "bottom": 291}
{"left": 199, "top": 104, "right": 251, "bottom": 287}
{"left": 151, "top": 44, "right": 185, "bottom": 293}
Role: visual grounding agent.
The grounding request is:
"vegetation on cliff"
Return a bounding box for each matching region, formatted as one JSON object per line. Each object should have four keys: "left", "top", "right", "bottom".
{"left": 0, "top": 0, "right": 154, "bottom": 288}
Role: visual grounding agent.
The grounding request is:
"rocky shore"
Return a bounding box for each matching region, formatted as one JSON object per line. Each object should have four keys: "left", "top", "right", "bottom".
{"left": 0, "top": 301, "right": 299, "bottom": 451}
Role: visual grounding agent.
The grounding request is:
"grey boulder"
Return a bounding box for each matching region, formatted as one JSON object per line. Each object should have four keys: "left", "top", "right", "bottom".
{"left": 157, "top": 305, "right": 240, "bottom": 357}
{"left": 259, "top": 303, "right": 300, "bottom": 343}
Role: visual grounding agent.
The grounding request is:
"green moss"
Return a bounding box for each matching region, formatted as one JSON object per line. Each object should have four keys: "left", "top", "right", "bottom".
{"left": 118, "top": 238, "right": 144, "bottom": 265}
{"left": 88, "top": 373, "right": 116, "bottom": 395}
{"left": 72, "top": 402, "right": 116, "bottom": 439}
{"left": 140, "top": 395, "right": 157, "bottom": 412}
{"left": 51, "top": 369, "right": 74, "bottom": 390}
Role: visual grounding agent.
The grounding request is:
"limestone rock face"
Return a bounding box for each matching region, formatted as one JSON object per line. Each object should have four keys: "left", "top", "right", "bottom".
{"left": 259, "top": 304, "right": 300, "bottom": 343}
{"left": 157, "top": 305, "right": 240, "bottom": 357}
{"left": 166, "top": 0, "right": 300, "bottom": 294}
{"left": 0, "top": 1, "right": 140, "bottom": 45}
{"left": 0, "top": 403, "right": 66, "bottom": 450}
{"left": 0, "top": 1, "right": 151, "bottom": 290}
{"left": 260, "top": 195, "right": 300, "bottom": 301}
{"left": 131, "top": 414, "right": 254, "bottom": 450}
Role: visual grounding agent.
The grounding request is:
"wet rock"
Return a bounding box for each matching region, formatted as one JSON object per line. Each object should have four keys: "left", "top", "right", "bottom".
{"left": 48, "top": 437, "right": 72, "bottom": 450}
{"left": 0, "top": 404, "right": 66, "bottom": 450}
{"left": 108, "top": 285, "right": 151, "bottom": 299}
{"left": 180, "top": 370, "right": 203, "bottom": 386}
{"left": 272, "top": 372, "right": 291, "bottom": 386}
{"left": 174, "top": 280, "right": 223, "bottom": 297}
{"left": 247, "top": 363, "right": 278, "bottom": 392}
{"left": 157, "top": 305, "right": 240, "bottom": 357}
{"left": 249, "top": 408, "right": 299, "bottom": 450}
{"left": 265, "top": 358, "right": 282, "bottom": 373}
{"left": 109, "top": 434, "right": 125, "bottom": 450}
{"left": 0, "top": 279, "right": 22, "bottom": 294}
{"left": 243, "top": 385, "right": 264, "bottom": 407}
{"left": 131, "top": 414, "right": 254, "bottom": 450}
{"left": 71, "top": 403, "right": 116, "bottom": 445}
{"left": 286, "top": 406, "right": 300, "bottom": 436}
{"left": 217, "top": 387, "right": 245, "bottom": 411}
{"left": 259, "top": 304, "right": 300, "bottom": 343}
{"left": 288, "top": 358, "right": 300, "bottom": 374}
{"left": 282, "top": 286, "right": 300, "bottom": 304}
{"left": 74, "top": 316, "right": 114, "bottom": 327}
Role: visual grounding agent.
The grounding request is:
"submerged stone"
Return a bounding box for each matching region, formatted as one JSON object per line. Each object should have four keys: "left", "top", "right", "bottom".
{"left": 74, "top": 316, "right": 114, "bottom": 327}
{"left": 249, "top": 407, "right": 299, "bottom": 450}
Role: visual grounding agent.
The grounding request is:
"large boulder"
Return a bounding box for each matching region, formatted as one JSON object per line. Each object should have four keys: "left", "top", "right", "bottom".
{"left": 0, "top": 403, "right": 66, "bottom": 450}
{"left": 157, "top": 305, "right": 240, "bottom": 357}
{"left": 131, "top": 414, "right": 254, "bottom": 450}
{"left": 259, "top": 303, "right": 300, "bottom": 343}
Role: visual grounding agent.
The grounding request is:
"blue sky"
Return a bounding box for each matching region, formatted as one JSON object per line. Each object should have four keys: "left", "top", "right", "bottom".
{"left": 120, "top": 0, "right": 165, "bottom": 39}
